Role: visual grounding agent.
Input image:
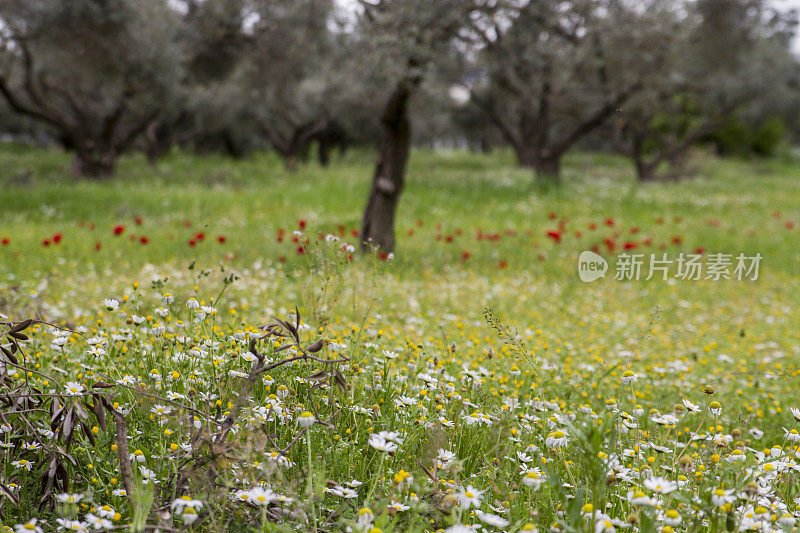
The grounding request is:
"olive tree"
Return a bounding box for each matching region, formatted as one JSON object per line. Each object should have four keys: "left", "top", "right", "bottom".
{"left": 0, "top": 0, "right": 185, "bottom": 178}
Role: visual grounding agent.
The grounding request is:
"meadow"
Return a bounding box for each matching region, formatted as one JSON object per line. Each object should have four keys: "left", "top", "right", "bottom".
{"left": 1, "top": 144, "right": 800, "bottom": 532}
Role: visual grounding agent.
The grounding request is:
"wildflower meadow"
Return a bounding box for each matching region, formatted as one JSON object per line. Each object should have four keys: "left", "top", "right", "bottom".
{"left": 1, "top": 147, "right": 800, "bottom": 532}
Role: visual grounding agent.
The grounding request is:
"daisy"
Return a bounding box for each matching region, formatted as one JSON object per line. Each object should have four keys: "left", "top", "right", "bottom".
{"left": 368, "top": 434, "right": 398, "bottom": 453}
{"left": 247, "top": 486, "right": 276, "bottom": 506}
{"left": 546, "top": 430, "right": 569, "bottom": 448}
{"left": 297, "top": 411, "right": 315, "bottom": 428}
{"left": 644, "top": 477, "right": 677, "bottom": 494}
{"left": 664, "top": 509, "right": 682, "bottom": 526}
{"left": 11, "top": 459, "right": 32, "bottom": 471}
{"left": 627, "top": 490, "right": 655, "bottom": 506}
{"left": 15, "top": 519, "right": 44, "bottom": 533}
{"left": 456, "top": 484, "right": 484, "bottom": 509}
{"left": 171, "top": 495, "right": 204, "bottom": 513}
{"left": 387, "top": 500, "right": 410, "bottom": 512}
{"left": 476, "top": 510, "right": 510, "bottom": 528}
{"left": 522, "top": 469, "right": 544, "bottom": 490}
{"left": 103, "top": 298, "right": 119, "bottom": 311}
{"left": 682, "top": 398, "right": 702, "bottom": 413}
{"left": 55, "top": 518, "right": 87, "bottom": 531}
{"left": 64, "top": 381, "right": 85, "bottom": 396}
{"left": 84, "top": 513, "right": 113, "bottom": 530}
{"left": 96, "top": 505, "right": 116, "bottom": 519}
{"left": 710, "top": 488, "right": 735, "bottom": 507}
{"left": 55, "top": 493, "right": 84, "bottom": 504}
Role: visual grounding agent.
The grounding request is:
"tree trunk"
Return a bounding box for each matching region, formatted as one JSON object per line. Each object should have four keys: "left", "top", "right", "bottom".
{"left": 514, "top": 145, "right": 561, "bottom": 181}
{"left": 72, "top": 150, "right": 117, "bottom": 179}
{"left": 318, "top": 138, "right": 331, "bottom": 167}
{"left": 144, "top": 121, "right": 176, "bottom": 165}
{"left": 360, "top": 81, "right": 414, "bottom": 254}
{"left": 635, "top": 158, "right": 658, "bottom": 182}
{"left": 534, "top": 156, "right": 561, "bottom": 181}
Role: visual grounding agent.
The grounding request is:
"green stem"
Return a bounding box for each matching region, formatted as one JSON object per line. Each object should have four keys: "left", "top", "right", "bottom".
{"left": 306, "top": 432, "right": 317, "bottom": 531}
{"left": 365, "top": 452, "right": 386, "bottom": 507}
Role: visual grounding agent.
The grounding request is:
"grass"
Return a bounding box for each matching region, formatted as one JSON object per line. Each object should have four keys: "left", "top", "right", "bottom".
{"left": 1, "top": 143, "right": 800, "bottom": 532}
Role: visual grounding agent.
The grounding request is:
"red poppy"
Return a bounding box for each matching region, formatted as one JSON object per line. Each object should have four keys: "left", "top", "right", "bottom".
{"left": 546, "top": 230, "right": 561, "bottom": 243}
{"left": 445, "top": 235, "right": 453, "bottom": 243}
{"left": 379, "top": 252, "right": 389, "bottom": 260}
{"left": 548, "top": 212, "right": 557, "bottom": 220}
{"left": 297, "top": 246, "right": 305, "bottom": 255}
{"left": 406, "top": 229, "right": 414, "bottom": 236}
{"left": 298, "top": 219, "right": 306, "bottom": 229}
{"left": 588, "top": 223, "right": 597, "bottom": 230}
{"left": 183, "top": 221, "right": 192, "bottom": 228}
{"left": 1, "top": 238, "right": 8, "bottom": 246}
{"left": 623, "top": 241, "right": 638, "bottom": 250}
{"left": 460, "top": 250, "right": 471, "bottom": 261}
{"left": 785, "top": 221, "right": 795, "bottom": 230}
{"left": 217, "top": 235, "right": 227, "bottom": 243}
{"left": 351, "top": 229, "right": 359, "bottom": 237}
{"left": 630, "top": 227, "right": 640, "bottom": 234}
{"left": 605, "top": 218, "right": 615, "bottom": 227}
{"left": 42, "top": 239, "right": 50, "bottom": 246}
{"left": 694, "top": 247, "right": 705, "bottom": 255}
{"left": 195, "top": 232, "right": 205, "bottom": 241}
{"left": 278, "top": 255, "right": 286, "bottom": 262}
{"left": 135, "top": 217, "right": 142, "bottom": 225}
{"left": 188, "top": 240, "right": 196, "bottom": 246}
{"left": 671, "top": 236, "right": 682, "bottom": 245}
{"left": 140, "top": 236, "right": 149, "bottom": 244}
{"left": 416, "top": 220, "right": 423, "bottom": 227}
{"left": 498, "top": 260, "right": 508, "bottom": 269}
{"left": 52, "top": 233, "right": 62, "bottom": 243}
{"left": 113, "top": 225, "right": 125, "bottom": 235}
{"left": 95, "top": 242, "right": 102, "bottom": 251}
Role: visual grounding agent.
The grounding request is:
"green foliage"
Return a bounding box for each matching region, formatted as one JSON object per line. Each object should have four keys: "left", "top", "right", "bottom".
{"left": 711, "top": 116, "right": 787, "bottom": 157}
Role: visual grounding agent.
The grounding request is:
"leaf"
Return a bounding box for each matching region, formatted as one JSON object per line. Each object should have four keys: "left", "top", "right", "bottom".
{"left": 8, "top": 319, "right": 32, "bottom": 334}
{"left": 87, "top": 395, "right": 107, "bottom": 430}
{"left": 306, "top": 370, "right": 329, "bottom": 382}
{"left": 51, "top": 397, "right": 64, "bottom": 430}
{"left": 73, "top": 402, "right": 89, "bottom": 421}
{"left": 1, "top": 345, "right": 17, "bottom": 364}
{"left": 61, "top": 408, "right": 73, "bottom": 442}
{"left": 80, "top": 420, "right": 96, "bottom": 446}
{"left": 306, "top": 339, "right": 325, "bottom": 353}
{"left": 334, "top": 370, "right": 348, "bottom": 393}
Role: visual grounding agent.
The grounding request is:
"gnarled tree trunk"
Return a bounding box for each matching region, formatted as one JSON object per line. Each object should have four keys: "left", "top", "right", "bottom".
{"left": 71, "top": 145, "right": 118, "bottom": 179}
{"left": 360, "top": 80, "right": 416, "bottom": 254}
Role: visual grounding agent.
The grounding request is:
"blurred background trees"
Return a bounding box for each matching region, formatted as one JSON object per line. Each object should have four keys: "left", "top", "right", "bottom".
{"left": 0, "top": 0, "right": 798, "bottom": 247}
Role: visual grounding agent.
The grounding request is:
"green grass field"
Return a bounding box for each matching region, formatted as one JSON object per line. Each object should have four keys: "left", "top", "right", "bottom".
{"left": 1, "top": 144, "right": 800, "bottom": 532}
